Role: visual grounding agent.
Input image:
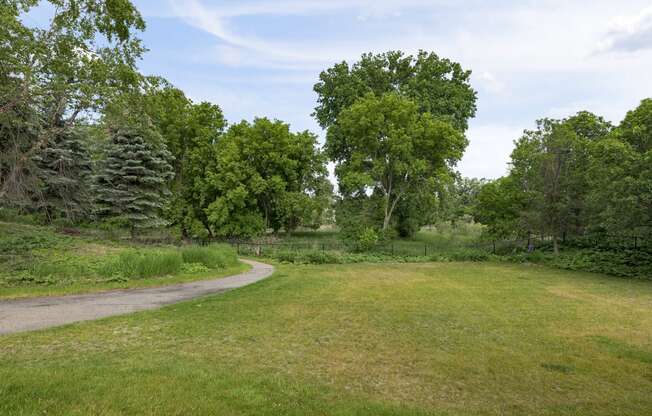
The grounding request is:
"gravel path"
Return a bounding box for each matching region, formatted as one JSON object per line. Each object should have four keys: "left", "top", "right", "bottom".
{"left": 0, "top": 259, "right": 273, "bottom": 335}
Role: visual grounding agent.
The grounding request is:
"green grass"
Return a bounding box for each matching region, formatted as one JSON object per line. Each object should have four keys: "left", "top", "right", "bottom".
{"left": 1, "top": 262, "right": 651, "bottom": 415}
{"left": 181, "top": 244, "right": 239, "bottom": 269}
{"left": 0, "top": 222, "right": 245, "bottom": 299}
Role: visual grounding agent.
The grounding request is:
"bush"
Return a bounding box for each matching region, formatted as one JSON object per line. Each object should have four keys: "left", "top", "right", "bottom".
{"left": 448, "top": 248, "right": 491, "bottom": 262}
{"left": 303, "top": 250, "right": 341, "bottom": 264}
{"left": 549, "top": 249, "right": 652, "bottom": 279}
{"left": 353, "top": 227, "right": 379, "bottom": 252}
{"left": 181, "top": 244, "right": 238, "bottom": 269}
{"left": 99, "top": 249, "right": 183, "bottom": 279}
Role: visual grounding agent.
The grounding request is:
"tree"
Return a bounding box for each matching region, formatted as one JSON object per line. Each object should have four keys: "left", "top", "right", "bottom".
{"left": 587, "top": 99, "right": 652, "bottom": 237}
{"left": 473, "top": 176, "right": 525, "bottom": 239}
{"left": 31, "top": 128, "right": 93, "bottom": 222}
{"left": 93, "top": 129, "right": 173, "bottom": 238}
{"left": 618, "top": 98, "right": 652, "bottom": 153}
{"left": 0, "top": 0, "right": 145, "bottom": 202}
{"left": 203, "top": 118, "right": 329, "bottom": 238}
{"left": 437, "top": 175, "right": 488, "bottom": 227}
{"left": 314, "top": 50, "right": 477, "bottom": 132}
{"left": 511, "top": 120, "right": 584, "bottom": 253}
{"left": 326, "top": 93, "right": 467, "bottom": 232}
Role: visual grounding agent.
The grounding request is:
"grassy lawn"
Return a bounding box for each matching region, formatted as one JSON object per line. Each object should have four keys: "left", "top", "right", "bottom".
{"left": 0, "top": 222, "right": 247, "bottom": 299}
{"left": 1, "top": 262, "right": 651, "bottom": 415}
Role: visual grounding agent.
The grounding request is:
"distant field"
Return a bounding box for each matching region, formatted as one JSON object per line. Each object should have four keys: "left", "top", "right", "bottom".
{"left": 2, "top": 262, "right": 651, "bottom": 415}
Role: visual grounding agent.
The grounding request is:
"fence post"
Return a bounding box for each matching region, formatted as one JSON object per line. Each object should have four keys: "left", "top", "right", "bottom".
{"left": 391, "top": 243, "right": 394, "bottom": 256}
{"left": 492, "top": 240, "right": 496, "bottom": 254}
{"left": 424, "top": 244, "right": 427, "bottom": 257}
{"left": 322, "top": 243, "right": 325, "bottom": 254}
{"left": 236, "top": 242, "right": 240, "bottom": 255}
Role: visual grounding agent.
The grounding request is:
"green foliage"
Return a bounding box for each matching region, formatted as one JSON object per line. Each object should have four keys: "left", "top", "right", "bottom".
{"left": 0, "top": 0, "right": 146, "bottom": 203}
{"left": 350, "top": 226, "right": 379, "bottom": 252}
{"left": 474, "top": 101, "right": 652, "bottom": 255}
{"left": 548, "top": 249, "right": 652, "bottom": 279}
{"left": 327, "top": 93, "right": 467, "bottom": 232}
{"left": 313, "top": 50, "right": 477, "bottom": 131}
{"left": 316, "top": 50, "right": 476, "bottom": 240}
{"left": 98, "top": 249, "right": 182, "bottom": 279}
{"left": 618, "top": 98, "right": 652, "bottom": 153}
{"left": 447, "top": 248, "right": 491, "bottom": 262}
{"left": 0, "top": 223, "right": 72, "bottom": 255}
{"left": 93, "top": 129, "right": 174, "bottom": 236}
{"left": 202, "top": 117, "right": 330, "bottom": 237}
{"left": 180, "top": 245, "right": 238, "bottom": 269}
{"left": 474, "top": 176, "right": 525, "bottom": 239}
{"left": 31, "top": 128, "right": 93, "bottom": 222}
{"left": 105, "top": 78, "right": 227, "bottom": 238}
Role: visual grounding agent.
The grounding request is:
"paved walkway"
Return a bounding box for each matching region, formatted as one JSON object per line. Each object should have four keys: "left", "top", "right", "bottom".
{"left": 0, "top": 259, "right": 273, "bottom": 335}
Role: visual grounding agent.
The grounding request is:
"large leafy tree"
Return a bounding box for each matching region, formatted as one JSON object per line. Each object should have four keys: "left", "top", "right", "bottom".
{"left": 326, "top": 93, "right": 467, "bottom": 232}
{"left": 510, "top": 119, "right": 586, "bottom": 253}
{"left": 203, "top": 118, "right": 330, "bottom": 238}
{"left": 314, "top": 50, "right": 477, "bottom": 132}
{"left": 588, "top": 99, "right": 652, "bottom": 237}
{"left": 0, "top": 0, "right": 145, "bottom": 202}
{"left": 315, "top": 50, "right": 476, "bottom": 237}
{"left": 475, "top": 111, "right": 613, "bottom": 249}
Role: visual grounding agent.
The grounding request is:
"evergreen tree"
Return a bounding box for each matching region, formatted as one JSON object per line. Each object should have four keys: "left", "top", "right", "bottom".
{"left": 31, "top": 128, "right": 93, "bottom": 222}
{"left": 94, "top": 130, "right": 173, "bottom": 237}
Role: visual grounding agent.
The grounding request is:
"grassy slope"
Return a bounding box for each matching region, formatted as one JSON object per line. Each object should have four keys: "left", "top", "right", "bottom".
{"left": 0, "top": 222, "right": 248, "bottom": 299}
{"left": 1, "top": 262, "right": 651, "bottom": 415}
{"left": 0, "top": 262, "right": 250, "bottom": 299}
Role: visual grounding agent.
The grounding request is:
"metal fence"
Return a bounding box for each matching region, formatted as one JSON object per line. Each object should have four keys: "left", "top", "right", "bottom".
{"left": 221, "top": 232, "right": 650, "bottom": 258}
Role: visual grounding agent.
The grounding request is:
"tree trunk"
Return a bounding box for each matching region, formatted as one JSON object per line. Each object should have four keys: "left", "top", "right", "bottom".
{"left": 382, "top": 214, "right": 391, "bottom": 231}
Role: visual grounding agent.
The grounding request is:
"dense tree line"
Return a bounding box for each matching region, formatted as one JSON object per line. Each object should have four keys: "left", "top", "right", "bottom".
{"left": 0, "top": 0, "right": 330, "bottom": 239}
{"left": 474, "top": 103, "right": 652, "bottom": 252}
{"left": 3, "top": 1, "right": 648, "bottom": 248}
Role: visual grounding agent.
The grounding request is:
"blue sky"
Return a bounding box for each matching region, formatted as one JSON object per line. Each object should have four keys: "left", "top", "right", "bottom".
{"left": 29, "top": 0, "right": 652, "bottom": 178}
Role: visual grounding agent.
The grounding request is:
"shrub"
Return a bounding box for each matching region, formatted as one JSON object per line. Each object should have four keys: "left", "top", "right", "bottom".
{"left": 181, "top": 244, "right": 238, "bottom": 269}
{"left": 448, "top": 248, "right": 490, "bottom": 262}
{"left": 273, "top": 249, "right": 301, "bottom": 263}
{"left": 303, "top": 250, "right": 341, "bottom": 264}
{"left": 353, "top": 227, "right": 379, "bottom": 252}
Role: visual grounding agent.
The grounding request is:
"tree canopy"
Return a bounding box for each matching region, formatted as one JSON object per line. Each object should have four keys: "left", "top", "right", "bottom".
{"left": 327, "top": 93, "right": 467, "bottom": 232}
{"left": 202, "top": 118, "right": 330, "bottom": 238}
{"left": 314, "top": 50, "right": 477, "bottom": 132}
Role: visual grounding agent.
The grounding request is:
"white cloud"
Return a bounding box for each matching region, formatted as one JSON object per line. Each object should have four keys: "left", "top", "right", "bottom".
{"left": 475, "top": 71, "right": 505, "bottom": 95}
{"left": 161, "top": 0, "right": 652, "bottom": 178}
{"left": 458, "top": 124, "right": 524, "bottom": 179}
{"left": 597, "top": 6, "right": 652, "bottom": 53}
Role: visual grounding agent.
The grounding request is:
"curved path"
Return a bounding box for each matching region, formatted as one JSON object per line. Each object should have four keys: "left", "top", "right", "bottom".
{"left": 0, "top": 259, "right": 273, "bottom": 335}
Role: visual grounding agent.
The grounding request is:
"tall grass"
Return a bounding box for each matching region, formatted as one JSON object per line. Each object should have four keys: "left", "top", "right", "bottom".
{"left": 181, "top": 244, "right": 238, "bottom": 268}
{"left": 99, "top": 249, "right": 183, "bottom": 279}
{"left": 98, "top": 245, "right": 238, "bottom": 280}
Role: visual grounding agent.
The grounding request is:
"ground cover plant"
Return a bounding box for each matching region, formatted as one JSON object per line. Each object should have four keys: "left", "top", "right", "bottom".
{"left": 1, "top": 262, "right": 651, "bottom": 415}
{"left": 0, "top": 222, "right": 244, "bottom": 299}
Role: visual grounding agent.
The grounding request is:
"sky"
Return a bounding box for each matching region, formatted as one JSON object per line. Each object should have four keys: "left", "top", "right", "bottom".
{"left": 29, "top": 0, "right": 652, "bottom": 179}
